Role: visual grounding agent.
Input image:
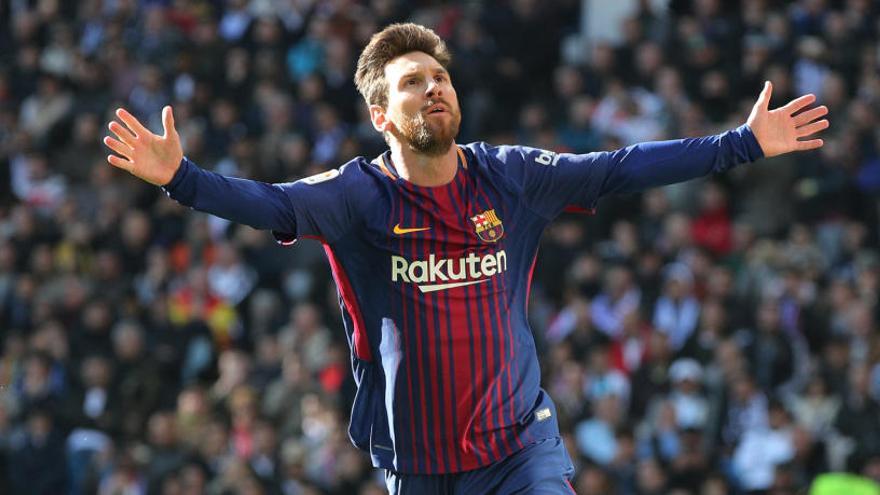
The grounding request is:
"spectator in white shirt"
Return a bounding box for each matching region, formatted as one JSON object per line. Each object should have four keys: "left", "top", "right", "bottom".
{"left": 653, "top": 263, "right": 701, "bottom": 351}
{"left": 733, "top": 399, "right": 795, "bottom": 492}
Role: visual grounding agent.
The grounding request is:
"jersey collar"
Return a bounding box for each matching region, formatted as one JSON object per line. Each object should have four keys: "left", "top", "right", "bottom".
{"left": 374, "top": 146, "right": 468, "bottom": 181}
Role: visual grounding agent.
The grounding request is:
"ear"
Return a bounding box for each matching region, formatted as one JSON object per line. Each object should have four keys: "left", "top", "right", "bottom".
{"left": 370, "top": 104, "right": 393, "bottom": 133}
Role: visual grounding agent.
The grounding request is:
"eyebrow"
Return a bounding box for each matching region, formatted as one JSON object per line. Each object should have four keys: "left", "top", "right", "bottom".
{"left": 399, "top": 67, "right": 449, "bottom": 81}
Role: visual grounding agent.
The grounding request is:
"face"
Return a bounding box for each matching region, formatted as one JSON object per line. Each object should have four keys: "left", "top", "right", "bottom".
{"left": 372, "top": 51, "right": 461, "bottom": 156}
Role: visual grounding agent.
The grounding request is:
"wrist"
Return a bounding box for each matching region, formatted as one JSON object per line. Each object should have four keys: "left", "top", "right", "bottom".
{"left": 737, "top": 124, "right": 765, "bottom": 160}
{"left": 162, "top": 157, "right": 190, "bottom": 190}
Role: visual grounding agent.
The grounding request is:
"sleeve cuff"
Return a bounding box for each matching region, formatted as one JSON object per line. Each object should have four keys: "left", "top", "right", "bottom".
{"left": 738, "top": 124, "right": 765, "bottom": 161}
{"left": 161, "top": 157, "right": 192, "bottom": 194}
{"left": 272, "top": 230, "right": 297, "bottom": 247}
{"left": 160, "top": 157, "right": 196, "bottom": 204}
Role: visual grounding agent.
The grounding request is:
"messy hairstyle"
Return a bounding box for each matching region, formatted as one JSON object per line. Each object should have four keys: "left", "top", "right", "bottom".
{"left": 355, "top": 23, "right": 452, "bottom": 108}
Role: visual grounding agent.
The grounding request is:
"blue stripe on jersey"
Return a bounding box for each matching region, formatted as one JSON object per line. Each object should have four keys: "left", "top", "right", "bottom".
{"left": 498, "top": 265, "right": 525, "bottom": 452}
{"left": 379, "top": 187, "right": 403, "bottom": 471}
{"left": 395, "top": 200, "right": 416, "bottom": 474}
{"left": 481, "top": 163, "right": 522, "bottom": 456}
{"left": 472, "top": 167, "right": 510, "bottom": 460}
{"left": 487, "top": 267, "right": 512, "bottom": 458}
{"left": 379, "top": 318, "right": 402, "bottom": 468}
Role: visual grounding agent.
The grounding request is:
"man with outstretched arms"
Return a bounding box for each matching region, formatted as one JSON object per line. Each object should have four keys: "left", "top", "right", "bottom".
{"left": 104, "top": 23, "right": 828, "bottom": 495}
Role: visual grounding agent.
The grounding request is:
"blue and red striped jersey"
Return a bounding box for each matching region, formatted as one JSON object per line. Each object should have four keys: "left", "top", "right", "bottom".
{"left": 163, "top": 125, "right": 763, "bottom": 474}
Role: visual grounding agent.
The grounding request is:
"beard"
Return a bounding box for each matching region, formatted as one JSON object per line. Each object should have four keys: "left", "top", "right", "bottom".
{"left": 396, "top": 103, "right": 461, "bottom": 156}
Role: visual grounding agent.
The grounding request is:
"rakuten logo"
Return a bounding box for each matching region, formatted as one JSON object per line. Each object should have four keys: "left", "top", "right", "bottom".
{"left": 391, "top": 251, "right": 507, "bottom": 293}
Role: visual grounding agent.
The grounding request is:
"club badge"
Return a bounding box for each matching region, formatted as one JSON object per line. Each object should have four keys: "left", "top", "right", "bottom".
{"left": 470, "top": 209, "right": 504, "bottom": 243}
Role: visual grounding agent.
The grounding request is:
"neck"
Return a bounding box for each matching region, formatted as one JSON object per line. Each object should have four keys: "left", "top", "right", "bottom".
{"left": 389, "top": 139, "right": 459, "bottom": 187}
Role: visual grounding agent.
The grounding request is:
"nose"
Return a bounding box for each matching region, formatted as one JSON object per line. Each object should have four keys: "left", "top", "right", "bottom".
{"left": 426, "top": 80, "right": 442, "bottom": 98}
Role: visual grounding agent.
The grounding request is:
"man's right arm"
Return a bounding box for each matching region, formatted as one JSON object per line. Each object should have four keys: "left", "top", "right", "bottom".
{"left": 104, "top": 105, "right": 299, "bottom": 235}
{"left": 162, "top": 157, "right": 297, "bottom": 233}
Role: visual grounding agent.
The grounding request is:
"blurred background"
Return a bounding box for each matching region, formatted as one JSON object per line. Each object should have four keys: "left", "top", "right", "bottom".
{"left": 1, "top": 0, "right": 880, "bottom": 494}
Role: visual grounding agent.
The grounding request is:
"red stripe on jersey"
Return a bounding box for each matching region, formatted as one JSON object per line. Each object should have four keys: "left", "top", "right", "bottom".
{"left": 562, "top": 205, "right": 597, "bottom": 214}
{"left": 323, "top": 244, "right": 372, "bottom": 361}
{"left": 455, "top": 168, "right": 491, "bottom": 465}
{"left": 448, "top": 167, "right": 487, "bottom": 469}
{"left": 428, "top": 187, "right": 459, "bottom": 472}
{"left": 440, "top": 155, "right": 479, "bottom": 471}
{"left": 525, "top": 254, "right": 538, "bottom": 315}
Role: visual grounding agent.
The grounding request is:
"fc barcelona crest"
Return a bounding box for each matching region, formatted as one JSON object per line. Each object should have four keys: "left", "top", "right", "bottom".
{"left": 470, "top": 209, "right": 504, "bottom": 243}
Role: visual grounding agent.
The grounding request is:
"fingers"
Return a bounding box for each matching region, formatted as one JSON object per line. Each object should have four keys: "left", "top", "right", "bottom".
{"left": 108, "top": 120, "right": 137, "bottom": 146}
{"left": 107, "top": 154, "right": 133, "bottom": 171}
{"left": 797, "top": 139, "right": 824, "bottom": 151}
{"left": 162, "top": 105, "right": 177, "bottom": 139}
{"left": 782, "top": 93, "right": 817, "bottom": 115}
{"left": 115, "top": 108, "right": 151, "bottom": 138}
{"left": 103, "top": 136, "right": 133, "bottom": 160}
{"left": 796, "top": 119, "right": 830, "bottom": 138}
{"left": 793, "top": 105, "right": 829, "bottom": 127}
{"left": 756, "top": 81, "right": 772, "bottom": 111}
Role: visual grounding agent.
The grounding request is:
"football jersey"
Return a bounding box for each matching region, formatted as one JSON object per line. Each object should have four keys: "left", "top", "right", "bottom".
{"left": 163, "top": 124, "right": 763, "bottom": 474}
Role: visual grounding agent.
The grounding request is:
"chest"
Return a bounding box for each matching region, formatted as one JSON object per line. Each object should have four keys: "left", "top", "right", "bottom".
{"left": 365, "top": 177, "right": 514, "bottom": 256}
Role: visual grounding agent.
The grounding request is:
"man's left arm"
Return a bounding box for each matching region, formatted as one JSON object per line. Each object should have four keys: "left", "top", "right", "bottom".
{"left": 584, "top": 124, "right": 764, "bottom": 198}
{"left": 595, "top": 80, "right": 829, "bottom": 197}
{"left": 505, "top": 81, "right": 829, "bottom": 218}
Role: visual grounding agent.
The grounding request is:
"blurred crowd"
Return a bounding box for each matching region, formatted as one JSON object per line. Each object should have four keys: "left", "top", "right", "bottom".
{"left": 1, "top": 0, "right": 880, "bottom": 494}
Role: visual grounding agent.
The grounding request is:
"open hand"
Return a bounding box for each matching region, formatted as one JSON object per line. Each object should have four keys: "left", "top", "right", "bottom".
{"left": 103, "top": 106, "right": 183, "bottom": 186}
{"left": 747, "top": 81, "right": 829, "bottom": 158}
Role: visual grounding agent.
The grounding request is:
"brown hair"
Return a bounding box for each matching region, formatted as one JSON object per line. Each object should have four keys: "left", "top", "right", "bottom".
{"left": 355, "top": 23, "right": 452, "bottom": 108}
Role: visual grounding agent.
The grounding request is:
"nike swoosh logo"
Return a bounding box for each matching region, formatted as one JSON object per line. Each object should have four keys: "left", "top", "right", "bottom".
{"left": 393, "top": 224, "right": 431, "bottom": 235}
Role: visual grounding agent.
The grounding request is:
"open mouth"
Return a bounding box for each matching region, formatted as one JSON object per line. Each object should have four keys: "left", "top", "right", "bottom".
{"left": 426, "top": 103, "right": 446, "bottom": 115}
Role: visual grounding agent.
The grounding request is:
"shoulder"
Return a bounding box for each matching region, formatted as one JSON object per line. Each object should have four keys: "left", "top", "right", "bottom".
{"left": 462, "top": 142, "right": 560, "bottom": 169}
{"left": 279, "top": 157, "right": 388, "bottom": 217}
{"left": 293, "top": 156, "right": 385, "bottom": 190}
{"left": 461, "top": 142, "right": 520, "bottom": 177}
{"left": 461, "top": 141, "right": 524, "bottom": 163}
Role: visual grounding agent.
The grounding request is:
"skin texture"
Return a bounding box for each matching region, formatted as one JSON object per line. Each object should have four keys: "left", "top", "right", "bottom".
{"left": 104, "top": 52, "right": 828, "bottom": 187}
